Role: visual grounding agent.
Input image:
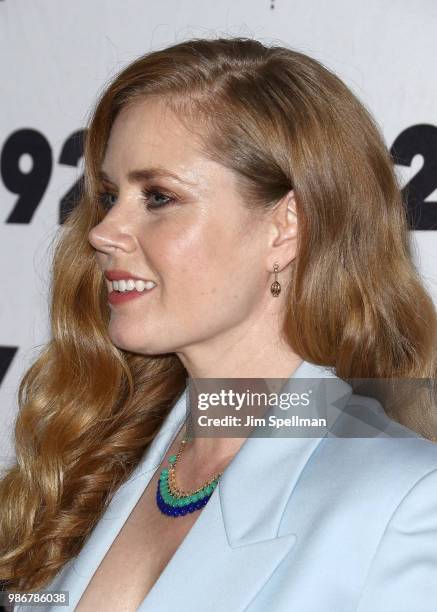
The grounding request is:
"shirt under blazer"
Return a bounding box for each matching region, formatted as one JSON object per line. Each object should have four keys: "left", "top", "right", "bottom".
{"left": 15, "top": 359, "right": 437, "bottom": 611}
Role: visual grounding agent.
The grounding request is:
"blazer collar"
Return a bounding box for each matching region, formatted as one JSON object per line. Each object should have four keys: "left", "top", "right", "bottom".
{"left": 217, "top": 360, "right": 353, "bottom": 547}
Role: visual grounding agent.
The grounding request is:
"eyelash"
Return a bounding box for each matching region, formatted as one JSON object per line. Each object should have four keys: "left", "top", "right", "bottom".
{"left": 96, "top": 188, "right": 176, "bottom": 211}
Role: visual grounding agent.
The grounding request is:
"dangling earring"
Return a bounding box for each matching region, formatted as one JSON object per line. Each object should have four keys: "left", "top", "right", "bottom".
{"left": 270, "top": 263, "right": 281, "bottom": 297}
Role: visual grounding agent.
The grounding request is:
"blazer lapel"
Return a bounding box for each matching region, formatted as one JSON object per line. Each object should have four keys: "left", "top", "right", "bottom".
{"left": 139, "top": 361, "right": 353, "bottom": 611}
{"left": 44, "top": 388, "right": 189, "bottom": 610}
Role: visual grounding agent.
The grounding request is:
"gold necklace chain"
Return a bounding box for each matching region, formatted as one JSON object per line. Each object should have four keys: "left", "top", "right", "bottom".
{"left": 168, "top": 437, "right": 224, "bottom": 497}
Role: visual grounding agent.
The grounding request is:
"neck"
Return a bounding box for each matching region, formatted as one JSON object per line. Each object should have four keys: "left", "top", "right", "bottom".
{"left": 174, "top": 309, "right": 304, "bottom": 463}
{"left": 180, "top": 356, "right": 303, "bottom": 465}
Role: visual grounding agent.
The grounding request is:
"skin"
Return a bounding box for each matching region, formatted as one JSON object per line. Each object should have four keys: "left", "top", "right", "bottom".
{"left": 88, "top": 98, "right": 302, "bottom": 466}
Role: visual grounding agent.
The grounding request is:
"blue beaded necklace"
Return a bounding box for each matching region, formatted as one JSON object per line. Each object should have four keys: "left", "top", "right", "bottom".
{"left": 156, "top": 436, "right": 223, "bottom": 517}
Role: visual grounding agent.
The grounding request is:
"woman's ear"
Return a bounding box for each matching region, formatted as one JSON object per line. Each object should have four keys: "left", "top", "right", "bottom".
{"left": 268, "top": 190, "right": 298, "bottom": 268}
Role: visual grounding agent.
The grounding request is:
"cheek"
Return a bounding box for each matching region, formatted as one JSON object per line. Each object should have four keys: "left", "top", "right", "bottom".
{"left": 145, "top": 213, "right": 261, "bottom": 300}
{"left": 150, "top": 220, "right": 226, "bottom": 281}
{"left": 154, "top": 234, "right": 206, "bottom": 283}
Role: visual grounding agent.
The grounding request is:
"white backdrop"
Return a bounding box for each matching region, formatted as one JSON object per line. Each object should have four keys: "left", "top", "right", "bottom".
{"left": 1, "top": 0, "right": 436, "bottom": 468}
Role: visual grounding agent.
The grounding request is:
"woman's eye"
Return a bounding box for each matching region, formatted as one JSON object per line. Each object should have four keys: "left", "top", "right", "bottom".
{"left": 97, "top": 191, "right": 117, "bottom": 209}
{"left": 142, "top": 189, "right": 175, "bottom": 210}
{"left": 96, "top": 189, "right": 175, "bottom": 211}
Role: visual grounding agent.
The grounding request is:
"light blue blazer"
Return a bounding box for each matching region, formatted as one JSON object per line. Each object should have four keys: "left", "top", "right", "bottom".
{"left": 16, "top": 360, "right": 437, "bottom": 611}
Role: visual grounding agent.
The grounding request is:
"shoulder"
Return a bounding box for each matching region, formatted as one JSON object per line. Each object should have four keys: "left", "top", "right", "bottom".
{"left": 286, "top": 390, "right": 437, "bottom": 524}
{"left": 322, "top": 391, "right": 437, "bottom": 490}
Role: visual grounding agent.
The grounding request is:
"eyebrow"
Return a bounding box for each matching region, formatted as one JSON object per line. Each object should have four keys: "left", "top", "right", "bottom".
{"left": 98, "top": 167, "right": 196, "bottom": 187}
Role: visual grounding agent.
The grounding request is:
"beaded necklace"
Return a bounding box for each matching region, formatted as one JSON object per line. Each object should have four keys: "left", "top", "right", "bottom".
{"left": 156, "top": 435, "right": 223, "bottom": 517}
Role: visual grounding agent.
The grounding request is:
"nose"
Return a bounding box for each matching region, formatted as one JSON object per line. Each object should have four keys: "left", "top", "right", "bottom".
{"left": 88, "top": 211, "right": 136, "bottom": 255}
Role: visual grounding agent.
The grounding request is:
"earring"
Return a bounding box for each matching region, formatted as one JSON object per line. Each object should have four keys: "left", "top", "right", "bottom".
{"left": 270, "top": 263, "right": 281, "bottom": 297}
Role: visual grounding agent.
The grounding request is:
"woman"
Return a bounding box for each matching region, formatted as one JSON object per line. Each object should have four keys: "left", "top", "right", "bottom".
{"left": 1, "top": 36, "right": 437, "bottom": 612}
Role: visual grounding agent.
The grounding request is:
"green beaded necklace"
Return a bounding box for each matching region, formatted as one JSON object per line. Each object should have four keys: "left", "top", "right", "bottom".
{"left": 156, "top": 436, "right": 223, "bottom": 517}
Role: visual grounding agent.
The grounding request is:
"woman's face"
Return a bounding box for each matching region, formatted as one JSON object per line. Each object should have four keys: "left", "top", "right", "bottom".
{"left": 88, "top": 98, "right": 277, "bottom": 360}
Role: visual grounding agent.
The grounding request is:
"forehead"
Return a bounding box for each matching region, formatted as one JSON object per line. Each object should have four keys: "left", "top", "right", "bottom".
{"left": 102, "top": 98, "right": 209, "bottom": 180}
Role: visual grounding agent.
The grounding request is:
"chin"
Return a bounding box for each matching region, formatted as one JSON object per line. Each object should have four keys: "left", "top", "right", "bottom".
{"left": 107, "top": 329, "right": 173, "bottom": 357}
